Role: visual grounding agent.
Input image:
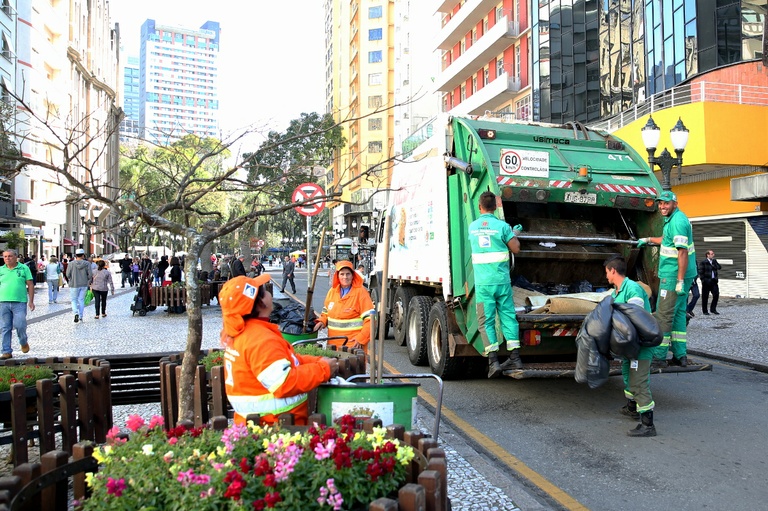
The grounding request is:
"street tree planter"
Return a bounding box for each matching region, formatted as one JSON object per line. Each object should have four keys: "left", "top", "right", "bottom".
{"left": 149, "top": 283, "right": 212, "bottom": 309}
{"left": 0, "top": 416, "right": 449, "bottom": 511}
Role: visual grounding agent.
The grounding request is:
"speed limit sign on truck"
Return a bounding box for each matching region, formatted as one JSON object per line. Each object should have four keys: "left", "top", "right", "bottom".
{"left": 499, "top": 149, "right": 549, "bottom": 178}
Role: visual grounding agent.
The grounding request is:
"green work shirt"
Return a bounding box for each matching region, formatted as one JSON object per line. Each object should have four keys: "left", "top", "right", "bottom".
{"left": 658, "top": 208, "right": 697, "bottom": 279}
{"left": 612, "top": 278, "right": 651, "bottom": 312}
{"left": 468, "top": 213, "right": 514, "bottom": 285}
{"left": 0, "top": 263, "right": 33, "bottom": 302}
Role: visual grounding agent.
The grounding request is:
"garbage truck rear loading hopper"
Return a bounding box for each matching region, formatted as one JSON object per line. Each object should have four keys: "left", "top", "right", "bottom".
{"left": 370, "top": 115, "right": 709, "bottom": 379}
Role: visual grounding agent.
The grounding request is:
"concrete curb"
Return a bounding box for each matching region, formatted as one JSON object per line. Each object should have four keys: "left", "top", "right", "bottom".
{"left": 688, "top": 348, "right": 768, "bottom": 374}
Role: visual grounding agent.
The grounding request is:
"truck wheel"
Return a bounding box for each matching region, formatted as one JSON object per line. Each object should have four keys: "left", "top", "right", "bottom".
{"left": 406, "top": 296, "right": 432, "bottom": 365}
{"left": 393, "top": 287, "right": 417, "bottom": 346}
{"left": 427, "top": 301, "right": 461, "bottom": 379}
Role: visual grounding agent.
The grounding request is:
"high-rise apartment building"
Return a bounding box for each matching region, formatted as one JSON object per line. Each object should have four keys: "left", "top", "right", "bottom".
{"left": 325, "top": 1, "right": 396, "bottom": 237}
{"left": 139, "top": 19, "right": 220, "bottom": 145}
{"left": 120, "top": 55, "right": 140, "bottom": 141}
{"left": 0, "top": 0, "right": 16, "bottom": 224}
{"left": 434, "top": 0, "right": 533, "bottom": 121}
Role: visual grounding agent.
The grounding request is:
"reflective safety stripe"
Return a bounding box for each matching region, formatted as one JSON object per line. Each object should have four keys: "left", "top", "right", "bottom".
{"left": 672, "top": 235, "right": 689, "bottom": 246}
{"left": 328, "top": 317, "right": 364, "bottom": 330}
{"left": 637, "top": 400, "right": 655, "bottom": 413}
{"left": 671, "top": 330, "right": 687, "bottom": 343}
{"left": 360, "top": 308, "right": 375, "bottom": 319}
{"left": 627, "top": 296, "right": 645, "bottom": 307}
{"left": 658, "top": 334, "right": 671, "bottom": 348}
{"left": 660, "top": 245, "right": 681, "bottom": 258}
{"left": 228, "top": 393, "right": 307, "bottom": 416}
{"left": 505, "top": 340, "right": 520, "bottom": 350}
{"left": 257, "top": 359, "right": 291, "bottom": 393}
{"left": 624, "top": 389, "right": 634, "bottom": 399}
{"left": 471, "top": 251, "right": 510, "bottom": 264}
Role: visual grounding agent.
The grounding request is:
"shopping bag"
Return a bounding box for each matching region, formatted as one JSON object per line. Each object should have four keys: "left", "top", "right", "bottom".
{"left": 84, "top": 289, "right": 94, "bottom": 306}
{"left": 58, "top": 274, "right": 63, "bottom": 287}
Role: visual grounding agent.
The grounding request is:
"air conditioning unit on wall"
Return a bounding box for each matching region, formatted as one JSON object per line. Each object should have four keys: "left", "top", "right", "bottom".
{"left": 16, "top": 202, "right": 27, "bottom": 214}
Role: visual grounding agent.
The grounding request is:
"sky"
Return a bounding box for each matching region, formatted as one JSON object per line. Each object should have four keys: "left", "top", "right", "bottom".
{"left": 109, "top": 0, "right": 326, "bottom": 148}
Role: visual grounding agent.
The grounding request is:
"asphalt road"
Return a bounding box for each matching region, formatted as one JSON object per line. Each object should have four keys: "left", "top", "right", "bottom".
{"left": 270, "top": 267, "right": 768, "bottom": 510}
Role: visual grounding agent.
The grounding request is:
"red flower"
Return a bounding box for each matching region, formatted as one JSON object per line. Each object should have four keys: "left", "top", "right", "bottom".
{"left": 253, "top": 456, "right": 271, "bottom": 477}
{"left": 263, "top": 474, "right": 276, "bottom": 488}
{"left": 252, "top": 499, "right": 266, "bottom": 511}
{"left": 264, "top": 491, "right": 282, "bottom": 508}
{"left": 239, "top": 457, "right": 251, "bottom": 474}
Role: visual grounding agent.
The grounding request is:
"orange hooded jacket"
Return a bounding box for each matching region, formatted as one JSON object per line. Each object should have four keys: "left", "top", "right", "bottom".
{"left": 220, "top": 276, "right": 330, "bottom": 426}
{"left": 316, "top": 260, "right": 375, "bottom": 351}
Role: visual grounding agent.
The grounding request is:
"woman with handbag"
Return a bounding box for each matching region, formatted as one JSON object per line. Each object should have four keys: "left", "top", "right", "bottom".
{"left": 45, "top": 256, "right": 62, "bottom": 304}
{"left": 90, "top": 260, "right": 115, "bottom": 319}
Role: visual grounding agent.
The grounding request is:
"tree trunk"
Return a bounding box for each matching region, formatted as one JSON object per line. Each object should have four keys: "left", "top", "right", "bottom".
{"left": 177, "top": 242, "right": 204, "bottom": 424}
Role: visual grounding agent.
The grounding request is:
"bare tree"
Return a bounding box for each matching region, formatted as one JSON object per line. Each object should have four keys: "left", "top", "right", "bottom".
{"left": 0, "top": 89, "right": 399, "bottom": 422}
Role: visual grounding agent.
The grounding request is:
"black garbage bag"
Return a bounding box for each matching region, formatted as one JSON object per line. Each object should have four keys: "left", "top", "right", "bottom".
{"left": 575, "top": 324, "right": 610, "bottom": 389}
{"left": 271, "top": 302, "right": 316, "bottom": 333}
{"left": 584, "top": 296, "right": 614, "bottom": 357}
{"left": 609, "top": 309, "right": 640, "bottom": 359}
{"left": 613, "top": 302, "right": 663, "bottom": 347}
{"left": 512, "top": 275, "right": 537, "bottom": 291}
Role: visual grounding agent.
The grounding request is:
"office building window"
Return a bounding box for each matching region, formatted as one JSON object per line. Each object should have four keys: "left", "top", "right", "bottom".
{"left": 515, "top": 45, "right": 520, "bottom": 78}
{"left": 472, "top": 76, "right": 477, "bottom": 93}
{"left": 368, "top": 141, "right": 382, "bottom": 153}
{"left": 368, "top": 117, "right": 382, "bottom": 130}
{"left": 369, "top": 6, "right": 382, "bottom": 18}
{"left": 496, "top": 55, "right": 504, "bottom": 77}
{"left": 484, "top": 67, "right": 490, "bottom": 85}
{"left": 368, "top": 73, "right": 383, "bottom": 85}
{"left": 368, "top": 50, "right": 382, "bottom": 63}
{"left": 369, "top": 28, "right": 383, "bottom": 41}
{"left": 460, "top": 84, "right": 466, "bottom": 101}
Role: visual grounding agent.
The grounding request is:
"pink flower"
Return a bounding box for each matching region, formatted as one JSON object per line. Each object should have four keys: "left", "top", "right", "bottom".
{"left": 106, "top": 477, "right": 126, "bottom": 497}
{"left": 221, "top": 423, "right": 249, "bottom": 454}
{"left": 125, "top": 415, "right": 145, "bottom": 432}
{"left": 314, "top": 438, "right": 335, "bottom": 460}
{"left": 168, "top": 437, "right": 178, "bottom": 445}
{"left": 148, "top": 415, "right": 165, "bottom": 429}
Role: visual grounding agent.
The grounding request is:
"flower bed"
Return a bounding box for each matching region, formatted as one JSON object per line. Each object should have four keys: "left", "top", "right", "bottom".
{"left": 81, "top": 414, "right": 415, "bottom": 511}
{"left": 0, "top": 365, "right": 55, "bottom": 392}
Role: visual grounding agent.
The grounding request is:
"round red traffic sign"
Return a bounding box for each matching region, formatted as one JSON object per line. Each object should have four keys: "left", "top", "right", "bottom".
{"left": 292, "top": 182, "right": 326, "bottom": 217}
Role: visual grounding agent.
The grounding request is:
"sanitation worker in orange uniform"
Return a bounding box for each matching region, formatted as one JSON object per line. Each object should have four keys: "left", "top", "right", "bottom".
{"left": 221, "top": 275, "right": 338, "bottom": 425}
{"left": 313, "top": 260, "right": 375, "bottom": 352}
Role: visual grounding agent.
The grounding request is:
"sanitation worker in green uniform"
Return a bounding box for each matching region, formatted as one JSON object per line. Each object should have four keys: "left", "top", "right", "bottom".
{"left": 605, "top": 256, "right": 657, "bottom": 437}
{"left": 638, "top": 190, "right": 696, "bottom": 367}
{"left": 468, "top": 191, "right": 523, "bottom": 378}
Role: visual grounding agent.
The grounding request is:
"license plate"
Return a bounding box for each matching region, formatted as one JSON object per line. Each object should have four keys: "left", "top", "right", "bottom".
{"left": 564, "top": 192, "right": 597, "bottom": 204}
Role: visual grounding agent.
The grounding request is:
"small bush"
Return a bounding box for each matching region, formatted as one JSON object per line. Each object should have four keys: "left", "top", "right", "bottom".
{"left": 0, "top": 365, "right": 56, "bottom": 392}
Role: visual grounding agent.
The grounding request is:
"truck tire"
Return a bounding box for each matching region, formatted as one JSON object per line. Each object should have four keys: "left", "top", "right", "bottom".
{"left": 393, "top": 287, "right": 417, "bottom": 346}
{"left": 427, "top": 301, "right": 461, "bottom": 379}
{"left": 406, "top": 296, "right": 432, "bottom": 365}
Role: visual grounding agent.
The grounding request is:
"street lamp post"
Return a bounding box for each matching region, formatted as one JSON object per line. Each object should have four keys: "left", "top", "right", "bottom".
{"left": 641, "top": 116, "right": 689, "bottom": 191}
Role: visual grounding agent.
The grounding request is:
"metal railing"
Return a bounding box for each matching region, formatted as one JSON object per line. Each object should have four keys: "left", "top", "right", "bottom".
{"left": 589, "top": 81, "right": 768, "bottom": 133}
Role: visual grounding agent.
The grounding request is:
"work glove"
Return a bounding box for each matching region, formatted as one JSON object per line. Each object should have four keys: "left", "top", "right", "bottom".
{"left": 512, "top": 224, "right": 523, "bottom": 236}
{"left": 675, "top": 280, "right": 685, "bottom": 296}
{"left": 636, "top": 238, "right": 649, "bottom": 248}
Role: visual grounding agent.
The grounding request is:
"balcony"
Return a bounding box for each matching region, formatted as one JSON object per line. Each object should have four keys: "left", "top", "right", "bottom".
{"left": 450, "top": 72, "right": 522, "bottom": 116}
{"left": 436, "top": 0, "right": 499, "bottom": 50}
{"left": 434, "top": 0, "right": 461, "bottom": 13}
{"left": 435, "top": 16, "right": 519, "bottom": 92}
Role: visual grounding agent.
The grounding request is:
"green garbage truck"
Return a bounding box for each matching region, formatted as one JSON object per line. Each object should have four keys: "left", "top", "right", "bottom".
{"left": 370, "top": 115, "right": 709, "bottom": 379}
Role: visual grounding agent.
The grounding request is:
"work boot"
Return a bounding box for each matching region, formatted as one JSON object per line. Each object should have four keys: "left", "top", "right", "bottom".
{"left": 500, "top": 349, "right": 523, "bottom": 371}
{"left": 670, "top": 355, "right": 688, "bottom": 367}
{"left": 620, "top": 399, "right": 640, "bottom": 420}
{"left": 487, "top": 351, "right": 502, "bottom": 379}
{"left": 628, "top": 411, "right": 657, "bottom": 437}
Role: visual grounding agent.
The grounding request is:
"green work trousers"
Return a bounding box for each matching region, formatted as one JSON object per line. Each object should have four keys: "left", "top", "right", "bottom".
{"left": 653, "top": 276, "right": 693, "bottom": 360}
{"left": 475, "top": 284, "right": 519, "bottom": 355}
{"left": 622, "top": 347, "right": 655, "bottom": 413}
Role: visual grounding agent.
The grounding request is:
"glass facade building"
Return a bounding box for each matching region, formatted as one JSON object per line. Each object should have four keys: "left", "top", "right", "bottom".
{"left": 120, "top": 56, "right": 141, "bottom": 141}
{"left": 532, "top": 0, "right": 766, "bottom": 124}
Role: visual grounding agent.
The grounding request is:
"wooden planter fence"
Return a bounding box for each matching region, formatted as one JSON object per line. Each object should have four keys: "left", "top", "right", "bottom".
{"left": 0, "top": 416, "right": 449, "bottom": 511}
{"left": 149, "top": 283, "right": 212, "bottom": 309}
{"left": 159, "top": 345, "right": 367, "bottom": 428}
{"left": 0, "top": 358, "right": 112, "bottom": 468}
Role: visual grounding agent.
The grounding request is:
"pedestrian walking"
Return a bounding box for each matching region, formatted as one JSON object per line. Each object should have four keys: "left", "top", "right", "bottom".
{"left": 218, "top": 256, "right": 232, "bottom": 280}
{"left": 231, "top": 255, "right": 247, "bottom": 278}
{"left": 637, "top": 190, "right": 696, "bottom": 367}
{"left": 131, "top": 258, "right": 141, "bottom": 287}
{"left": 61, "top": 256, "right": 69, "bottom": 286}
{"left": 66, "top": 249, "right": 92, "bottom": 324}
{"left": 686, "top": 276, "right": 700, "bottom": 321}
{"left": 24, "top": 255, "right": 38, "bottom": 288}
{"left": 45, "top": 256, "right": 62, "bottom": 304}
{"left": 90, "top": 260, "right": 114, "bottom": 319}
{"left": 467, "top": 191, "right": 523, "bottom": 378}
{"left": 0, "top": 249, "right": 34, "bottom": 358}
{"left": 280, "top": 256, "right": 296, "bottom": 294}
{"left": 604, "top": 256, "right": 657, "bottom": 437}
{"left": 119, "top": 254, "right": 133, "bottom": 288}
{"left": 699, "top": 250, "right": 722, "bottom": 315}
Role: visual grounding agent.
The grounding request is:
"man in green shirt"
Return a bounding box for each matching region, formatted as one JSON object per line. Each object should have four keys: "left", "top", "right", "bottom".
{"left": 0, "top": 249, "right": 35, "bottom": 359}
{"left": 637, "top": 190, "right": 696, "bottom": 367}
{"left": 605, "top": 256, "right": 656, "bottom": 437}
{"left": 468, "top": 191, "right": 523, "bottom": 378}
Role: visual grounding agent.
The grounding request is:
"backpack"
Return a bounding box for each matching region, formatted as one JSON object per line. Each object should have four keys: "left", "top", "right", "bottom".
{"left": 26, "top": 260, "right": 37, "bottom": 274}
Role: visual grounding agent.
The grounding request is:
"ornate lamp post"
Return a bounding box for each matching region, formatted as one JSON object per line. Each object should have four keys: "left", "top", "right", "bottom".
{"left": 641, "top": 116, "right": 689, "bottom": 191}
{"left": 78, "top": 203, "right": 102, "bottom": 256}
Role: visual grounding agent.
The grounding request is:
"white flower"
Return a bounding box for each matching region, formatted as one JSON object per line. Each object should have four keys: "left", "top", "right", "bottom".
{"left": 142, "top": 444, "right": 154, "bottom": 456}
